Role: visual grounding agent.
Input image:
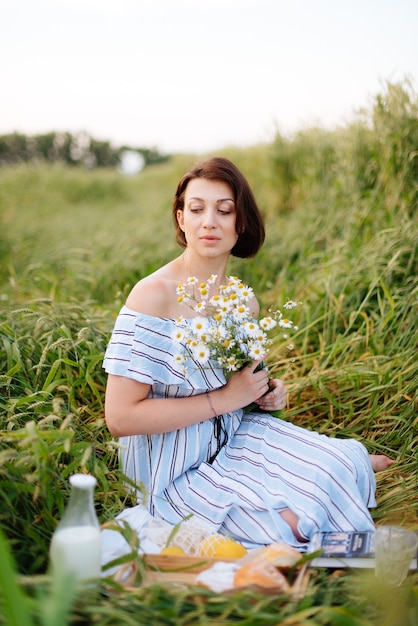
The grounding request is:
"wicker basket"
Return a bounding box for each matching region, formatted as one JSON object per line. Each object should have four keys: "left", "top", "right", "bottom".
{"left": 115, "top": 553, "right": 310, "bottom": 598}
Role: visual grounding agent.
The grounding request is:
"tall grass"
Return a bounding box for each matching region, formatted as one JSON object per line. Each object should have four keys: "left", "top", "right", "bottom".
{"left": 0, "top": 80, "right": 417, "bottom": 623}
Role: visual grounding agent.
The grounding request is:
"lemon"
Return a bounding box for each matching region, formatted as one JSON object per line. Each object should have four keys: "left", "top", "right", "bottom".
{"left": 160, "top": 546, "right": 186, "bottom": 556}
{"left": 197, "top": 534, "right": 247, "bottom": 558}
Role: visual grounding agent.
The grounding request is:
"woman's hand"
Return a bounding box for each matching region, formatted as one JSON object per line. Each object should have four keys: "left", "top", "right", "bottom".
{"left": 222, "top": 359, "right": 270, "bottom": 409}
{"left": 218, "top": 364, "right": 287, "bottom": 415}
{"left": 256, "top": 378, "right": 287, "bottom": 412}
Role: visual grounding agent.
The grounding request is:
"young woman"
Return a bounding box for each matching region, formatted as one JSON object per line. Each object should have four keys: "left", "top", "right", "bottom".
{"left": 103, "top": 157, "right": 393, "bottom": 549}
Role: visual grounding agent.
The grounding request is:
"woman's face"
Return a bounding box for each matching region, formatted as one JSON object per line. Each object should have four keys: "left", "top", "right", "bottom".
{"left": 177, "top": 178, "right": 239, "bottom": 258}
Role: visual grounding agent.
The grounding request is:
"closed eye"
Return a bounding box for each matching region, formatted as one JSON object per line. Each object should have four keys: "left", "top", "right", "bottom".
{"left": 218, "top": 200, "right": 235, "bottom": 215}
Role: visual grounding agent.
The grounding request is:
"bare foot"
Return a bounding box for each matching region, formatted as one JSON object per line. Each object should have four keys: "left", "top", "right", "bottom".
{"left": 370, "top": 454, "right": 395, "bottom": 471}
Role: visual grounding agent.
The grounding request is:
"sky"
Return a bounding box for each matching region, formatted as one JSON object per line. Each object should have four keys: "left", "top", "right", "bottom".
{"left": 2, "top": 0, "right": 417, "bottom": 154}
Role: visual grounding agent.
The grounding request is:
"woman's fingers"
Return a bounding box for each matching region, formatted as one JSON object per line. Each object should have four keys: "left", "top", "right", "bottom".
{"left": 257, "top": 378, "right": 287, "bottom": 410}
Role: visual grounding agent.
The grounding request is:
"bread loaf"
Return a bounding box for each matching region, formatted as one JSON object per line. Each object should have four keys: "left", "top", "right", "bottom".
{"left": 234, "top": 559, "right": 290, "bottom": 591}
{"left": 252, "top": 542, "right": 301, "bottom": 568}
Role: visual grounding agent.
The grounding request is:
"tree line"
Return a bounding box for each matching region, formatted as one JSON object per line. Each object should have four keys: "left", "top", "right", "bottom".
{"left": 0, "top": 130, "right": 170, "bottom": 169}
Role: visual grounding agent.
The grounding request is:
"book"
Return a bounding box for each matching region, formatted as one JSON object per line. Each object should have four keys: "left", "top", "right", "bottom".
{"left": 308, "top": 530, "right": 418, "bottom": 569}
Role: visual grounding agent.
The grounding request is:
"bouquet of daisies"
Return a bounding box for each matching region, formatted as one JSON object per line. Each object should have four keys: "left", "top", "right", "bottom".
{"left": 172, "top": 275, "right": 298, "bottom": 376}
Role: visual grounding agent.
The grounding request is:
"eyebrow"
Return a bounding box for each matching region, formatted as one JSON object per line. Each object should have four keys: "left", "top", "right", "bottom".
{"left": 188, "top": 196, "right": 235, "bottom": 203}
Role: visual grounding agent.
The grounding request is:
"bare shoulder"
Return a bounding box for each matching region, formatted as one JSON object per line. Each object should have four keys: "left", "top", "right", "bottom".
{"left": 125, "top": 260, "right": 182, "bottom": 317}
{"left": 125, "top": 276, "right": 176, "bottom": 317}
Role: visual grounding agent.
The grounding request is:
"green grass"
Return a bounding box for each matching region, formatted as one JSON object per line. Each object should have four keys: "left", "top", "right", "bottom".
{"left": 0, "top": 79, "right": 417, "bottom": 624}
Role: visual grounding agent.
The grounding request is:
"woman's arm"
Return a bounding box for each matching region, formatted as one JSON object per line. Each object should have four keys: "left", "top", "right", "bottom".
{"left": 104, "top": 360, "right": 270, "bottom": 437}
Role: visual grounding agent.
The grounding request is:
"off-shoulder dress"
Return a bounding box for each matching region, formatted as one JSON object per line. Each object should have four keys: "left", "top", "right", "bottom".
{"left": 103, "top": 306, "right": 376, "bottom": 549}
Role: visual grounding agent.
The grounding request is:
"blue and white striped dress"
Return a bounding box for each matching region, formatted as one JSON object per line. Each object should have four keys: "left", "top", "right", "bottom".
{"left": 103, "top": 306, "right": 376, "bottom": 549}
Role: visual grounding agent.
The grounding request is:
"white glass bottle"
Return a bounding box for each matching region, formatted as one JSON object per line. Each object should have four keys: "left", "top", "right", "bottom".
{"left": 49, "top": 474, "right": 101, "bottom": 581}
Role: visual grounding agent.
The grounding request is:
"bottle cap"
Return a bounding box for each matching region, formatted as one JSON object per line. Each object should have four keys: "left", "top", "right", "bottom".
{"left": 69, "top": 474, "right": 97, "bottom": 489}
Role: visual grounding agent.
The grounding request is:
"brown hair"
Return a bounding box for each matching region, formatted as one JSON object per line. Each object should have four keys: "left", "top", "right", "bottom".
{"left": 172, "top": 157, "right": 265, "bottom": 258}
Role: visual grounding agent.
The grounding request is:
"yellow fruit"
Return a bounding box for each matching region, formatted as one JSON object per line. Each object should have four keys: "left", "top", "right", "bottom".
{"left": 197, "top": 534, "right": 247, "bottom": 559}
{"left": 160, "top": 546, "right": 186, "bottom": 556}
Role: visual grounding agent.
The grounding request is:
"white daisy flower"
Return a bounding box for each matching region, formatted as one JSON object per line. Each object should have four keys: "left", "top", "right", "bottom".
{"left": 283, "top": 300, "right": 298, "bottom": 309}
{"left": 218, "top": 302, "right": 233, "bottom": 315}
{"left": 236, "top": 283, "right": 254, "bottom": 301}
{"left": 259, "top": 316, "right": 277, "bottom": 331}
{"left": 232, "top": 304, "right": 250, "bottom": 321}
{"left": 248, "top": 341, "right": 267, "bottom": 360}
{"left": 225, "top": 276, "right": 239, "bottom": 289}
{"left": 221, "top": 338, "right": 235, "bottom": 350}
{"left": 192, "top": 343, "right": 210, "bottom": 364}
{"left": 172, "top": 328, "right": 186, "bottom": 342}
{"left": 243, "top": 321, "right": 260, "bottom": 338}
{"left": 254, "top": 330, "right": 268, "bottom": 344}
{"left": 198, "top": 283, "right": 210, "bottom": 299}
{"left": 194, "top": 301, "right": 207, "bottom": 314}
{"left": 191, "top": 317, "right": 208, "bottom": 336}
{"left": 225, "top": 356, "right": 239, "bottom": 372}
{"left": 176, "top": 283, "right": 187, "bottom": 295}
{"left": 279, "top": 318, "right": 293, "bottom": 328}
{"left": 177, "top": 293, "right": 191, "bottom": 304}
{"left": 212, "top": 324, "right": 227, "bottom": 339}
{"left": 209, "top": 294, "right": 221, "bottom": 306}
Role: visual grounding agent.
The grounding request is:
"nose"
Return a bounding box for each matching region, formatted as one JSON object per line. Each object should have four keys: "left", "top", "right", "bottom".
{"left": 203, "top": 207, "right": 216, "bottom": 229}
